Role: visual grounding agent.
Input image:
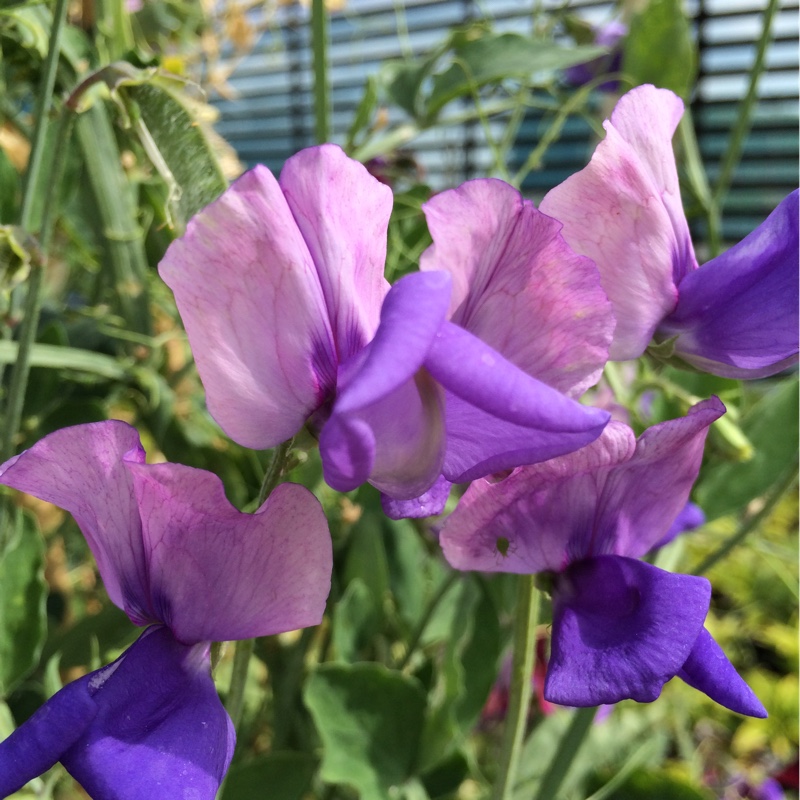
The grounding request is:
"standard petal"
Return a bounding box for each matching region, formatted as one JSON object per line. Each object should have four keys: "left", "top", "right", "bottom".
{"left": 421, "top": 178, "right": 613, "bottom": 396}
{"left": 280, "top": 144, "right": 393, "bottom": 359}
{"left": 440, "top": 421, "right": 636, "bottom": 574}
{"left": 0, "top": 421, "right": 153, "bottom": 625}
{"left": 659, "top": 190, "right": 800, "bottom": 379}
{"left": 159, "top": 164, "right": 337, "bottom": 450}
{"left": 540, "top": 85, "right": 692, "bottom": 360}
{"left": 128, "top": 466, "right": 333, "bottom": 644}
{"left": 545, "top": 556, "right": 711, "bottom": 706}
{"left": 381, "top": 475, "right": 453, "bottom": 520}
{"left": 62, "top": 627, "right": 234, "bottom": 799}
{"left": 319, "top": 271, "right": 450, "bottom": 498}
{"left": 0, "top": 676, "right": 99, "bottom": 797}
{"left": 598, "top": 397, "right": 724, "bottom": 558}
{"left": 678, "top": 627, "right": 767, "bottom": 717}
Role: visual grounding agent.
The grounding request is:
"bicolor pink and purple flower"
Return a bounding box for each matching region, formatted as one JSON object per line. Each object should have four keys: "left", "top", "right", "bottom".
{"left": 0, "top": 422, "right": 332, "bottom": 799}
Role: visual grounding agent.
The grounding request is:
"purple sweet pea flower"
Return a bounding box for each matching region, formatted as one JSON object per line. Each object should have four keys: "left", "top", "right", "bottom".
{"left": 0, "top": 421, "right": 332, "bottom": 798}
{"left": 540, "top": 84, "right": 799, "bottom": 378}
{"left": 563, "top": 20, "right": 627, "bottom": 91}
{"left": 159, "top": 145, "right": 611, "bottom": 513}
{"left": 440, "top": 397, "right": 766, "bottom": 716}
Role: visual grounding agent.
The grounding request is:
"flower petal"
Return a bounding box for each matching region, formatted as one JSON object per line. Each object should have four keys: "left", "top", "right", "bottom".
{"left": 424, "top": 321, "right": 610, "bottom": 482}
{"left": 62, "top": 627, "right": 234, "bottom": 799}
{"left": 381, "top": 475, "right": 452, "bottom": 520}
{"left": 651, "top": 501, "right": 705, "bottom": 551}
{"left": 678, "top": 627, "right": 767, "bottom": 717}
{"left": 159, "top": 164, "right": 336, "bottom": 449}
{"left": 659, "top": 190, "right": 800, "bottom": 379}
{"left": 280, "top": 145, "right": 393, "bottom": 359}
{"left": 0, "top": 421, "right": 153, "bottom": 625}
{"left": 599, "top": 397, "right": 724, "bottom": 558}
{"left": 540, "top": 85, "right": 692, "bottom": 360}
{"left": 421, "top": 178, "right": 613, "bottom": 396}
{"left": 440, "top": 421, "right": 635, "bottom": 574}
{"left": 127, "top": 466, "right": 332, "bottom": 644}
{"left": 545, "top": 556, "right": 711, "bottom": 706}
{"left": 319, "top": 271, "right": 450, "bottom": 498}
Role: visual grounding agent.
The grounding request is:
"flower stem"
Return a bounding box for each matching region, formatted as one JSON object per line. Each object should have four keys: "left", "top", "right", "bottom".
{"left": 491, "top": 575, "right": 540, "bottom": 800}
{"left": 225, "top": 637, "right": 255, "bottom": 731}
{"left": 532, "top": 706, "right": 597, "bottom": 800}
{"left": 257, "top": 438, "right": 294, "bottom": 506}
{"left": 311, "top": 0, "right": 331, "bottom": 144}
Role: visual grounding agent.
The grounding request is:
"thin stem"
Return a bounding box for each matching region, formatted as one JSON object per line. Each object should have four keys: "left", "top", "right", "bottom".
{"left": 257, "top": 438, "right": 294, "bottom": 506}
{"left": 225, "top": 637, "right": 254, "bottom": 731}
{"left": 692, "top": 466, "right": 798, "bottom": 575}
{"left": 532, "top": 706, "right": 597, "bottom": 800}
{"left": 311, "top": 0, "right": 331, "bottom": 144}
{"left": 712, "top": 0, "right": 780, "bottom": 212}
{"left": 491, "top": 575, "right": 540, "bottom": 800}
{"left": 396, "top": 570, "right": 460, "bottom": 670}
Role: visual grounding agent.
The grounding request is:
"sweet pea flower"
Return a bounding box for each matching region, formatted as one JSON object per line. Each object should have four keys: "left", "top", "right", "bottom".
{"left": 0, "top": 421, "right": 332, "bottom": 798}
{"left": 563, "top": 19, "right": 627, "bottom": 90}
{"left": 440, "top": 397, "right": 766, "bottom": 716}
{"left": 159, "top": 145, "right": 611, "bottom": 515}
{"left": 540, "top": 84, "right": 799, "bottom": 378}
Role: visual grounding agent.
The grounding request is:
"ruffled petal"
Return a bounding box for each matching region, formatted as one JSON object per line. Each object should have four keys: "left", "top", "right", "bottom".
{"left": 381, "top": 475, "right": 452, "bottom": 520}
{"left": 598, "top": 397, "right": 724, "bottom": 558}
{"left": 62, "top": 627, "right": 234, "bottom": 799}
{"left": 159, "top": 164, "right": 337, "bottom": 450}
{"left": 421, "top": 178, "right": 613, "bottom": 396}
{"left": 0, "top": 421, "right": 153, "bottom": 625}
{"left": 280, "top": 145, "right": 393, "bottom": 359}
{"left": 319, "top": 271, "right": 450, "bottom": 498}
{"left": 424, "top": 321, "right": 610, "bottom": 482}
{"left": 545, "top": 556, "right": 711, "bottom": 706}
{"left": 440, "top": 421, "right": 635, "bottom": 574}
{"left": 678, "top": 627, "right": 767, "bottom": 717}
{"left": 127, "top": 466, "right": 332, "bottom": 644}
{"left": 540, "top": 85, "right": 692, "bottom": 360}
{"left": 659, "top": 190, "right": 800, "bottom": 379}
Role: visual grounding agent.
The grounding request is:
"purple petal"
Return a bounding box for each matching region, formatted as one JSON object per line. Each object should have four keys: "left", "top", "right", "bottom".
{"left": 545, "top": 556, "right": 711, "bottom": 706}
{"left": 424, "top": 321, "right": 610, "bottom": 482}
{"left": 0, "top": 421, "right": 154, "bottom": 626}
{"left": 651, "top": 501, "right": 705, "bottom": 551}
{"left": 678, "top": 627, "right": 767, "bottom": 717}
{"left": 319, "top": 271, "right": 449, "bottom": 498}
{"left": 62, "top": 627, "right": 234, "bottom": 799}
{"left": 127, "top": 467, "right": 332, "bottom": 644}
{"left": 159, "top": 164, "right": 337, "bottom": 449}
{"left": 280, "top": 145, "right": 393, "bottom": 360}
{"left": 598, "top": 397, "right": 724, "bottom": 558}
{"left": 381, "top": 475, "right": 452, "bottom": 519}
{"left": 440, "top": 421, "right": 636, "bottom": 574}
{"left": 660, "top": 190, "right": 800, "bottom": 379}
{"left": 421, "top": 179, "right": 613, "bottom": 396}
{"left": 540, "top": 85, "right": 694, "bottom": 360}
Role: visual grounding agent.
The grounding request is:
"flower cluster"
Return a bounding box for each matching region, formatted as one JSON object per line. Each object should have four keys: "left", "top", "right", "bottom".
{"left": 0, "top": 84, "right": 795, "bottom": 797}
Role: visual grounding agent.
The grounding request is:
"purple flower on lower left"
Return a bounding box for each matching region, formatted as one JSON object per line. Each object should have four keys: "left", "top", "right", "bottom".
{"left": 0, "top": 421, "right": 333, "bottom": 798}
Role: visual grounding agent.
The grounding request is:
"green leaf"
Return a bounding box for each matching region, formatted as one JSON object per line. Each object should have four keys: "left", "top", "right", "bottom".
{"left": 346, "top": 75, "right": 379, "bottom": 151}
{"left": 304, "top": 663, "right": 427, "bottom": 800}
{"left": 0, "top": 340, "right": 128, "bottom": 380}
{"left": 696, "top": 377, "right": 799, "bottom": 520}
{"left": 588, "top": 768, "right": 713, "bottom": 800}
{"left": 622, "top": 0, "right": 697, "bottom": 100}
{"left": 331, "top": 578, "right": 379, "bottom": 663}
{"left": 0, "top": 509, "right": 47, "bottom": 697}
{"left": 221, "top": 752, "right": 316, "bottom": 800}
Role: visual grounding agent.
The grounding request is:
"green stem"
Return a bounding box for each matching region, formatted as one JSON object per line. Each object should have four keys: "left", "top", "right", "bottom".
{"left": 257, "top": 438, "right": 294, "bottom": 506}
{"left": 311, "top": 0, "right": 331, "bottom": 144}
{"left": 712, "top": 0, "right": 780, "bottom": 215}
{"left": 397, "top": 570, "right": 460, "bottom": 670}
{"left": 2, "top": 111, "right": 75, "bottom": 463}
{"left": 692, "top": 466, "right": 798, "bottom": 575}
{"left": 491, "top": 575, "right": 540, "bottom": 800}
{"left": 532, "top": 706, "right": 597, "bottom": 800}
{"left": 225, "top": 637, "right": 254, "bottom": 731}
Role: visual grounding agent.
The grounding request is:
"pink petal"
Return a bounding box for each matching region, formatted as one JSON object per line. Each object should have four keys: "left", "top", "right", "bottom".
{"left": 540, "top": 85, "right": 695, "bottom": 360}
{"left": 280, "top": 145, "right": 393, "bottom": 359}
{"left": 128, "top": 466, "right": 332, "bottom": 644}
{"left": 0, "top": 422, "right": 154, "bottom": 625}
{"left": 439, "top": 421, "right": 636, "bottom": 574}
{"left": 422, "top": 178, "right": 613, "bottom": 396}
{"left": 159, "top": 165, "right": 337, "bottom": 450}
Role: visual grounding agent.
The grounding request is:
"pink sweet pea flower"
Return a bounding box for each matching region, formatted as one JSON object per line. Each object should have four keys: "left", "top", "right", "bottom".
{"left": 0, "top": 422, "right": 332, "bottom": 798}
{"left": 540, "top": 84, "right": 799, "bottom": 378}
{"left": 160, "top": 145, "right": 611, "bottom": 513}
